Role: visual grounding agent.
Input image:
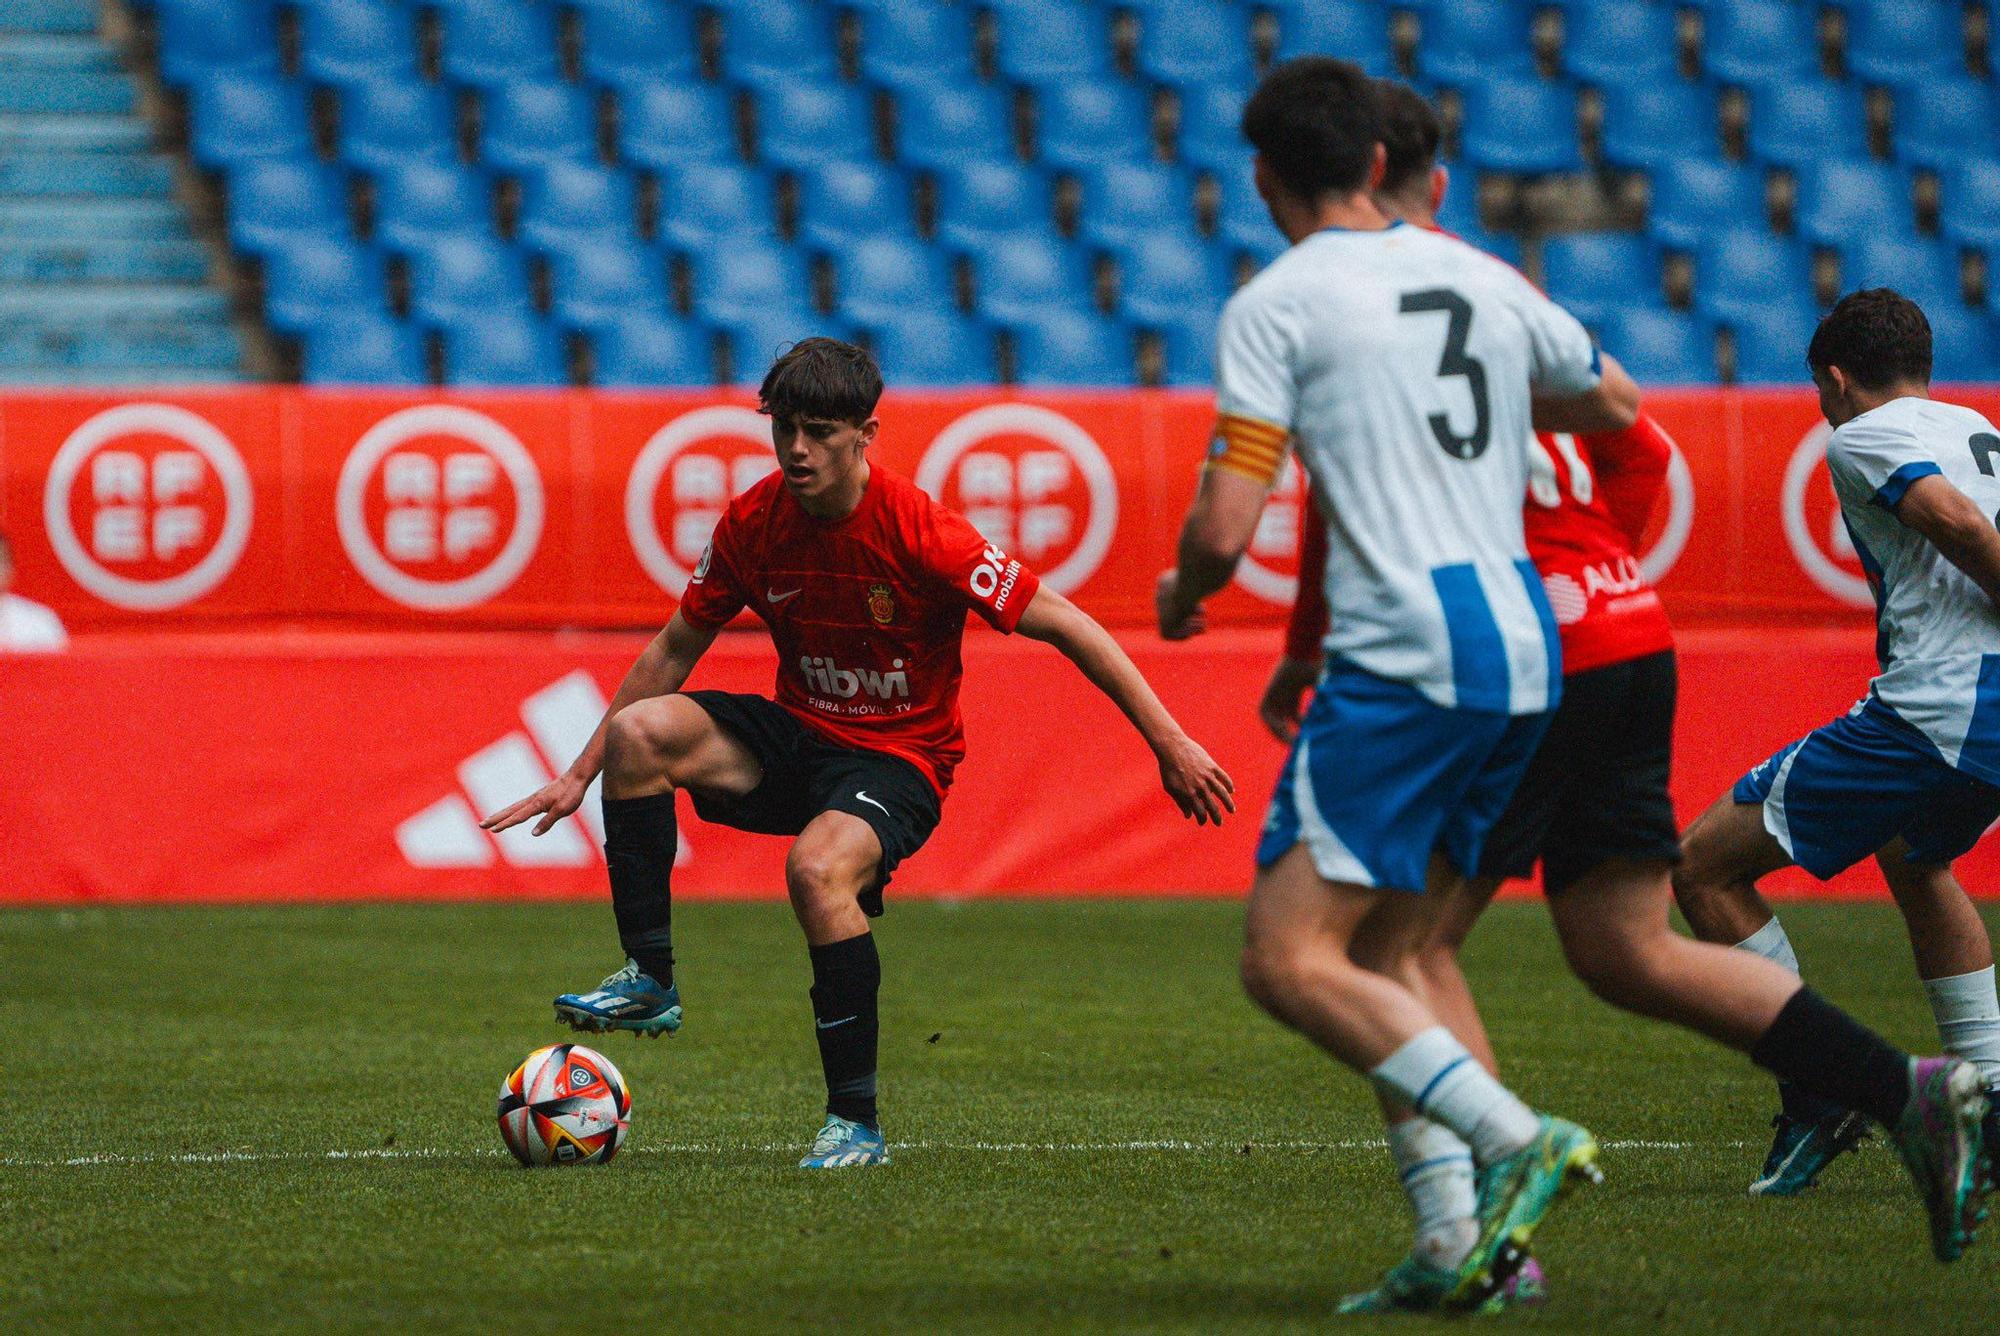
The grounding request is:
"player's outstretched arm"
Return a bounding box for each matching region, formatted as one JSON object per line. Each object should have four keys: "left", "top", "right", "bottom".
{"left": 480, "top": 611, "right": 720, "bottom": 836}
{"left": 1894, "top": 474, "right": 2000, "bottom": 609}
{"left": 1016, "top": 584, "right": 1237, "bottom": 825}
{"left": 1531, "top": 350, "right": 1642, "bottom": 435}
{"left": 1157, "top": 465, "right": 1271, "bottom": 640}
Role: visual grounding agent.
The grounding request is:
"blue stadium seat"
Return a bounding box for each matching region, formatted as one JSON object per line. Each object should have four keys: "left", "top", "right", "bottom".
{"left": 302, "top": 312, "right": 426, "bottom": 385}
{"left": 891, "top": 84, "right": 1015, "bottom": 172}
{"left": 1113, "top": 233, "right": 1230, "bottom": 327}
{"left": 482, "top": 82, "right": 599, "bottom": 175}
{"left": 859, "top": 1, "right": 978, "bottom": 89}
{"left": 1074, "top": 162, "right": 1199, "bottom": 254}
{"left": 688, "top": 238, "right": 813, "bottom": 325}
{"left": 188, "top": 74, "right": 314, "bottom": 169}
{"left": 1927, "top": 304, "right": 2000, "bottom": 382}
{"left": 1840, "top": 234, "right": 1965, "bottom": 309}
{"left": 579, "top": 0, "right": 702, "bottom": 90}
{"left": 795, "top": 162, "right": 915, "bottom": 250}
{"left": 867, "top": 310, "right": 997, "bottom": 386}
{"left": 336, "top": 76, "right": 459, "bottom": 174}
{"left": 1561, "top": 0, "right": 1680, "bottom": 85}
{"left": 154, "top": 0, "right": 281, "bottom": 85}
{"left": 1703, "top": 0, "right": 1821, "bottom": 89}
{"left": 438, "top": 0, "right": 561, "bottom": 86}
{"left": 1844, "top": 0, "right": 1966, "bottom": 87}
{"left": 1794, "top": 159, "right": 1913, "bottom": 248}
{"left": 992, "top": 0, "right": 1113, "bottom": 84}
{"left": 1595, "top": 305, "right": 1718, "bottom": 383}
{"left": 754, "top": 84, "right": 876, "bottom": 172}
{"left": 592, "top": 312, "right": 716, "bottom": 386}
{"left": 829, "top": 234, "right": 956, "bottom": 325}
{"left": 973, "top": 234, "right": 1095, "bottom": 324}
{"left": 1646, "top": 156, "right": 1766, "bottom": 250}
{"left": 407, "top": 235, "right": 533, "bottom": 326}
{"left": 1035, "top": 80, "right": 1155, "bottom": 172}
{"left": 1460, "top": 79, "right": 1582, "bottom": 174}
{"left": 443, "top": 313, "right": 567, "bottom": 386}
{"left": 1159, "top": 320, "right": 1215, "bottom": 386}
{"left": 516, "top": 161, "right": 639, "bottom": 252}
{"left": 548, "top": 236, "right": 670, "bottom": 330}
{"left": 933, "top": 162, "right": 1054, "bottom": 252}
{"left": 262, "top": 235, "right": 389, "bottom": 332}
{"left": 1539, "top": 232, "right": 1663, "bottom": 325}
{"left": 1693, "top": 227, "right": 1815, "bottom": 326}
{"left": 1012, "top": 310, "right": 1136, "bottom": 386}
{"left": 616, "top": 82, "right": 740, "bottom": 170}
{"left": 1893, "top": 79, "right": 2000, "bottom": 172}
{"left": 228, "top": 158, "right": 350, "bottom": 257}
{"left": 716, "top": 0, "right": 839, "bottom": 88}
{"left": 1941, "top": 159, "right": 2000, "bottom": 250}
{"left": 1266, "top": 0, "right": 1396, "bottom": 73}
{"left": 1598, "top": 80, "right": 1723, "bottom": 172}
{"left": 372, "top": 161, "right": 493, "bottom": 254}
{"left": 1134, "top": 1, "right": 1254, "bottom": 86}
{"left": 1216, "top": 158, "right": 1278, "bottom": 251}
{"left": 656, "top": 164, "right": 777, "bottom": 249}
{"left": 723, "top": 308, "right": 856, "bottom": 380}
{"left": 299, "top": 0, "right": 422, "bottom": 87}
{"left": 1177, "top": 83, "right": 1247, "bottom": 173}
{"left": 1417, "top": 0, "right": 1539, "bottom": 86}
{"left": 1728, "top": 299, "right": 1821, "bottom": 383}
{"left": 1747, "top": 81, "right": 1869, "bottom": 167}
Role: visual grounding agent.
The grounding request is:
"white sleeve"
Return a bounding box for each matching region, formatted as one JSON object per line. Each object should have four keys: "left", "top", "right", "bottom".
{"left": 1214, "top": 285, "right": 1297, "bottom": 431}
{"left": 1502, "top": 266, "right": 1602, "bottom": 397}
{"left": 1827, "top": 416, "right": 1942, "bottom": 509}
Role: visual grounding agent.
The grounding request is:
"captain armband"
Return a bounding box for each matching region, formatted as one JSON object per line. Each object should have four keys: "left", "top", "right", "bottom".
{"left": 1204, "top": 414, "right": 1290, "bottom": 487}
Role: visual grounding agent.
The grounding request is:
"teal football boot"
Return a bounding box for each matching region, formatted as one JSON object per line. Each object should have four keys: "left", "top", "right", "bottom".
{"left": 1886, "top": 1058, "right": 1991, "bottom": 1263}
{"left": 799, "top": 1115, "right": 889, "bottom": 1168}
{"left": 1337, "top": 1253, "right": 1545, "bottom": 1316}
{"left": 553, "top": 959, "right": 681, "bottom": 1038}
{"left": 1748, "top": 1110, "right": 1870, "bottom": 1196}
{"left": 1447, "top": 1116, "right": 1600, "bottom": 1311}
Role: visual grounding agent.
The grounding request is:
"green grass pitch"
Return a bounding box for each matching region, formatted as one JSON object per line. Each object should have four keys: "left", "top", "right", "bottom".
{"left": 6, "top": 899, "right": 1999, "bottom": 1332}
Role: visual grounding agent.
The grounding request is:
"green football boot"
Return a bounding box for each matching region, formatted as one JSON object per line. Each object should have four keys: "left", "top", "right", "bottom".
{"left": 1446, "top": 1116, "right": 1600, "bottom": 1311}
{"left": 1338, "top": 1253, "right": 1546, "bottom": 1316}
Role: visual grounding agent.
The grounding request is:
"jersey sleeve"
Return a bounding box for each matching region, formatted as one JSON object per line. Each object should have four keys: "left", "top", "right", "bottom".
{"left": 1827, "top": 415, "right": 1945, "bottom": 511}
{"left": 675, "top": 508, "right": 749, "bottom": 629}
{"left": 1582, "top": 414, "right": 1674, "bottom": 548}
{"left": 1284, "top": 490, "right": 1330, "bottom": 661}
{"left": 1501, "top": 265, "right": 1602, "bottom": 397}
{"left": 1209, "top": 285, "right": 1297, "bottom": 487}
{"left": 921, "top": 502, "right": 1041, "bottom": 633}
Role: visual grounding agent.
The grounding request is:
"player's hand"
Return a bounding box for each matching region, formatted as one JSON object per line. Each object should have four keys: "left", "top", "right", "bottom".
{"left": 1258, "top": 656, "right": 1320, "bottom": 744}
{"left": 1156, "top": 733, "right": 1235, "bottom": 826}
{"left": 1155, "top": 569, "right": 1207, "bottom": 641}
{"left": 480, "top": 771, "right": 590, "bottom": 837}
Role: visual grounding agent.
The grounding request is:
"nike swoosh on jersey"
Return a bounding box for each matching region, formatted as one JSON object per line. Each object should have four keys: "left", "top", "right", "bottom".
{"left": 767, "top": 588, "right": 802, "bottom": 603}
{"left": 853, "top": 791, "right": 890, "bottom": 816}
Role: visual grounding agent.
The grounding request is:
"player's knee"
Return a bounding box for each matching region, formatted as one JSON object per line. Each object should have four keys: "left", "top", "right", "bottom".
{"left": 605, "top": 697, "right": 700, "bottom": 781}
{"left": 1239, "top": 939, "right": 1313, "bottom": 1016}
{"left": 1563, "top": 926, "right": 1670, "bottom": 1012}
{"left": 785, "top": 842, "right": 868, "bottom": 908}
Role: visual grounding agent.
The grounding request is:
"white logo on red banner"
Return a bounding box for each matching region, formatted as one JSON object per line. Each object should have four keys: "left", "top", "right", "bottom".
{"left": 1232, "top": 456, "right": 1304, "bottom": 604}
{"left": 1781, "top": 423, "right": 1873, "bottom": 607}
{"left": 625, "top": 405, "right": 776, "bottom": 596}
{"left": 41, "top": 402, "right": 254, "bottom": 610}
{"left": 336, "top": 405, "right": 546, "bottom": 610}
{"left": 1638, "top": 441, "right": 1695, "bottom": 585}
{"left": 915, "top": 403, "right": 1117, "bottom": 594}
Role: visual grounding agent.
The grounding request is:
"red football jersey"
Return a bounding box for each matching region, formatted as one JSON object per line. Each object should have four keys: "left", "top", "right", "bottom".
{"left": 677, "top": 464, "right": 1040, "bottom": 797}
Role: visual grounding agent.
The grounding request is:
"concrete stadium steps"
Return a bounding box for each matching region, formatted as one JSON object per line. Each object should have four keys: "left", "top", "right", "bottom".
{"left": 0, "top": 237, "right": 211, "bottom": 283}
{"left": 0, "top": 152, "right": 177, "bottom": 196}
{"left": 0, "top": 196, "right": 192, "bottom": 240}
{"left": 0, "top": 112, "right": 157, "bottom": 153}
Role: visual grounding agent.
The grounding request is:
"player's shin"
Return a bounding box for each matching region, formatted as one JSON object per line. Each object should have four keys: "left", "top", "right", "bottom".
{"left": 1371, "top": 1027, "right": 1540, "bottom": 1164}
{"left": 1749, "top": 987, "right": 1915, "bottom": 1129}
{"left": 810, "top": 931, "right": 881, "bottom": 1129}
{"left": 604, "top": 791, "right": 677, "bottom": 987}
{"left": 1733, "top": 917, "right": 1848, "bottom": 1125}
{"left": 1387, "top": 1116, "right": 1479, "bottom": 1268}
{"left": 1924, "top": 966, "right": 2000, "bottom": 1090}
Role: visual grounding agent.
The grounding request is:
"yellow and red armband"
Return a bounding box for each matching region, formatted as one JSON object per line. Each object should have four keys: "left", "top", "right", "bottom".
{"left": 1204, "top": 413, "right": 1290, "bottom": 487}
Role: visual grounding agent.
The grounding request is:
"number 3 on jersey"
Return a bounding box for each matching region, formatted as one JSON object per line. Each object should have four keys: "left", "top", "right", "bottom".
{"left": 1399, "top": 288, "right": 1491, "bottom": 461}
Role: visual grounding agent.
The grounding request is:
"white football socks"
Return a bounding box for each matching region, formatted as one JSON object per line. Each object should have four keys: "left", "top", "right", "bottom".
{"left": 1371, "top": 1027, "right": 1541, "bottom": 1164}
{"left": 1923, "top": 965, "right": 2000, "bottom": 1090}
{"left": 1387, "top": 1116, "right": 1478, "bottom": 1270}
{"left": 1734, "top": 916, "right": 1801, "bottom": 975}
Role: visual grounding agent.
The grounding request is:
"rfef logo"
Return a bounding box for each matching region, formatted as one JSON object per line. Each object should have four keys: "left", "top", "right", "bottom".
{"left": 1781, "top": 423, "right": 1873, "bottom": 607}
{"left": 625, "top": 405, "right": 777, "bottom": 596}
{"left": 916, "top": 403, "right": 1117, "bottom": 594}
{"left": 336, "top": 405, "right": 545, "bottom": 610}
{"left": 1232, "top": 456, "right": 1304, "bottom": 604}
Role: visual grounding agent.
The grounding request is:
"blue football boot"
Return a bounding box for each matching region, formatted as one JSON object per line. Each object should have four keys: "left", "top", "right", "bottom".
{"left": 553, "top": 959, "right": 681, "bottom": 1038}
{"left": 799, "top": 1115, "right": 890, "bottom": 1168}
{"left": 1748, "top": 1110, "right": 1870, "bottom": 1196}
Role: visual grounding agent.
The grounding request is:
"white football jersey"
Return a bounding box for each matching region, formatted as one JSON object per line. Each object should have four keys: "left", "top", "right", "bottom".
{"left": 1826, "top": 395, "right": 2000, "bottom": 782}
{"left": 1216, "top": 224, "right": 1601, "bottom": 713}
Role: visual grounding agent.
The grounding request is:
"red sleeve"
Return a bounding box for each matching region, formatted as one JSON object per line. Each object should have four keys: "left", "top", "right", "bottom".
{"left": 1283, "top": 489, "right": 1330, "bottom": 660}
{"left": 922, "top": 502, "right": 1040, "bottom": 633}
{"left": 1582, "top": 412, "right": 1675, "bottom": 549}
{"left": 675, "top": 508, "right": 749, "bottom": 629}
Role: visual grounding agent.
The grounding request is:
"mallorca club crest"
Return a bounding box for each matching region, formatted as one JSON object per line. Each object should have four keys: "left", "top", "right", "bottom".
{"left": 867, "top": 583, "right": 895, "bottom": 625}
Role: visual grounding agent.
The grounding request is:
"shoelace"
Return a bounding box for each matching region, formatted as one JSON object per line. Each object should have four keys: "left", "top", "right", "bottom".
{"left": 597, "top": 959, "right": 644, "bottom": 991}
{"left": 810, "top": 1122, "right": 851, "bottom": 1156}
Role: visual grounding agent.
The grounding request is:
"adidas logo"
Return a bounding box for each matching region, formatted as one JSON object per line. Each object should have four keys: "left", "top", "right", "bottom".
{"left": 395, "top": 670, "right": 692, "bottom": 870}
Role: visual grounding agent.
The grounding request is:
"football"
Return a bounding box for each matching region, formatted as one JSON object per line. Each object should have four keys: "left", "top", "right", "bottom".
{"left": 495, "top": 1043, "right": 632, "bottom": 1168}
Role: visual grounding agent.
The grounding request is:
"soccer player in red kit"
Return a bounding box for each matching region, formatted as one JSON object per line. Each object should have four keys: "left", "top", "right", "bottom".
{"left": 482, "top": 338, "right": 1234, "bottom": 1168}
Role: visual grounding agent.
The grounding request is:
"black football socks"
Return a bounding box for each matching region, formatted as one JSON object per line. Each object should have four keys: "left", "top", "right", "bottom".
{"left": 602, "top": 791, "right": 677, "bottom": 989}
{"left": 1749, "top": 987, "right": 1913, "bottom": 1128}
{"left": 809, "top": 931, "right": 882, "bottom": 1130}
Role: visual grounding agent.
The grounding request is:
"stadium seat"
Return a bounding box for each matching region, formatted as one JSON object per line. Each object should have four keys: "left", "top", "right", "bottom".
{"left": 407, "top": 235, "right": 534, "bottom": 326}
{"left": 1177, "top": 83, "right": 1247, "bottom": 173}
{"left": 261, "top": 234, "right": 389, "bottom": 332}
{"left": 1539, "top": 233, "right": 1664, "bottom": 325}
{"left": 1597, "top": 81, "right": 1724, "bottom": 172}
{"left": 890, "top": 84, "right": 1016, "bottom": 172}
{"left": 1112, "top": 233, "right": 1231, "bottom": 327}
{"left": 795, "top": 162, "right": 916, "bottom": 250}
{"left": 1940, "top": 159, "right": 2000, "bottom": 251}
{"left": 615, "top": 83, "right": 741, "bottom": 170}
{"left": 228, "top": 158, "right": 350, "bottom": 257}
{"left": 516, "top": 161, "right": 640, "bottom": 253}
{"left": 1460, "top": 79, "right": 1582, "bottom": 174}
{"left": 1702, "top": 0, "right": 1822, "bottom": 89}
{"left": 336, "top": 76, "right": 459, "bottom": 174}
{"left": 858, "top": 1, "right": 978, "bottom": 89}
{"left": 1561, "top": 0, "right": 1681, "bottom": 85}
{"left": 1843, "top": 0, "right": 1966, "bottom": 87}
{"left": 1134, "top": 1, "right": 1254, "bottom": 87}
{"left": 1794, "top": 159, "right": 1914, "bottom": 248}
{"left": 1892, "top": 79, "right": 2000, "bottom": 172}
{"left": 371, "top": 161, "right": 494, "bottom": 254}
{"left": 716, "top": 0, "right": 840, "bottom": 88}
{"left": 1417, "top": 0, "right": 1539, "bottom": 87}
{"left": 548, "top": 236, "right": 671, "bottom": 330}
{"left": 1746, "top": 81, "right": 1870, "bottom": 167}
{"left": 1034, "top": 81, "right": 1156, "bottom": 172}
{"left": 1159, "top": 320, "right": 1215, "bottom": 386}
{"left": 1728, "top": 299, "right": 1821, "bottom": 383}
{"left": 299, "top": 0, "right": 422, "bottom": 87}
{"left": 753, "top": 84, "right": 876, "bottom": 173}
{"left": 579, "top": 0, "right": 702, "bottom": 90}
{"left": 1693, "top": 227, "right": 1815, "bottom": 327}
{"left": 867, "top": 310, "right": 997, "bottom": 386}
{"left": 992, "top": 0, "right": 1114, "bottom": 85}
{"left": 656, "top": 164, "right": 777, "bottom": 249}
{"left": 828, "top": 234, "right": 956, "bottom": 326}
{"left": 591, "top": 312, "right": 716, "bottom": 386}
{"left": 1011, "top": 310, "right": 1137, "bottom": 386}
{"left": 1646, "top": 156, "right": 1767, "bottom": 250}
{"left": 154, "top": 0, "right": 281, "bottom": 85}
{"left": 302, "top": 311, "right": 426, "bottom": 385}
{"left": 443, "top": 313, "right": 567, "bottom": 386}
{"left": 932, "top": 162, "right": 1055, "bottom": 252}
{"left": 1074, "top": 162, "right": 1200, "bottom": 255}
{"left": 1927, "top": 304, "right": 2000, "bottom": 382}
{"left": 188, "top": 74, "right": 314, "bottom": 169}
{"left": 973, "top": 234, "right": 1096, "bottom": 324}
{"left": 438, "top": 0, "right": 561, "bottom": 86}
{"left": 688, "top": 238, "right": 813, "bottom": 325}
{"left": 481, "top": 82, "right": 599, "bottom": 175}
{"left": 1594, "top": 305, "right": 1718, "bottom": 384}
{"left": 1216, "top": 158, "right": 1278, "bottom": 252}
{"left": 1266, "top": 0, "right": 1396, "bottom": 73}
{"left": 723, "top": 307, "right": 856, "bottom": 380}
{"left": 1839, "top": 235, "right": 1965, "bottom": 310}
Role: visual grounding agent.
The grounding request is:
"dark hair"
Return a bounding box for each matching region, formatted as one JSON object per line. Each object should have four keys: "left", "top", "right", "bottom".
{"left": 1241, "top": 57, "right": 1384, "bottom": 201}
{"left": 757, "top": 337, "right": 884, "bottom": 423}
{"left": 1375, "top": 79, "right": 1440, "bottom": 198}
{"left": 1807, "top": 288, "right": 1932, "bottom": 390}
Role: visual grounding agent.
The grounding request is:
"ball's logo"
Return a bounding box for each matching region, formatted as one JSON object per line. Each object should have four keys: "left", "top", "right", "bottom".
{"left": 336, "top": 405, "right": 545, "bottom": 610}
{"left": 916, "top": 404, "right": 1117, "bottom": 594}
{"left": 626, "top": 406, "right": 776, "bottom": 596}
{"left": 42, "top": 402, "right": 255, "bottom": 610}
{"left": 1232, "top": 456, "right": 1304, "bottom": 604}
{"left": 1781, "top": 422, "right": 1873, "bottom": 607}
